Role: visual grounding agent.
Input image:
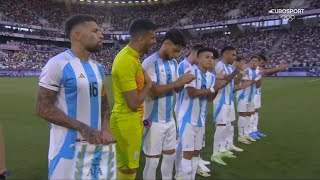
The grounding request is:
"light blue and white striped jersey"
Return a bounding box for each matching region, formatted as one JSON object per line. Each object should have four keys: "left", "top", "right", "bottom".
{"left": 142, "top": 52, "right": 178, "bottom": 123}
{"left": 39, "top": 50, "right": 105, "bottom": 162}
{"left": 255, "top": 66, "right": 262, "bottom": 95}
{"left": 178, "top": 65, "right": 215, "bottom": 129}
{"left": 174, "top": 57, "right": 192, "bottom": 116}
{"left": 237, "top": 67, "right": 257, "bottom": 102}
{"left": 213, "top": 60, "right": 235, "bottom": 105}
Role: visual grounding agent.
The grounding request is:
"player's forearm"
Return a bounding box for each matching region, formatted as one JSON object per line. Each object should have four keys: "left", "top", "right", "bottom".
{"left": 226, "top": 70, "right": 240, "bottom": 83}
{"left": 234, "top": 73, "right": 244, "bottom": 85}
{"left": 150, "top": 82, "right": 177, "bottom": 97}
{"left": 264, "top": 67, "right": 284, "bottom": 76}
{"left": 187, "top": 88, "right": 212, "bottom": 98}
{"left": 207, "top": 92, "right": 217, "bottom": 102}
{"left": 133, "top": 85, "right": 152, "bottom": 109}
{"left": 101, "top": 94, "right": 111, "bottom": 131}
{"left": 234, "top": 81, "right": 255, "bottom": 92}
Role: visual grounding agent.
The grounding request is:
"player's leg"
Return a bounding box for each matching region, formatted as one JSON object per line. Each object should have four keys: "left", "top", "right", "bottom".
{"left": 181, "top": 123, "right": 195, "bottom": 179}
{"left": 197, "top": 128, "right": 211, "bottom": 177}
{"left": 212, "top": 104, "right": 228, "bottom": 165}
{"left": 161, "top": 121, "right": 177, "bottom": 180}
{"left": 0, "top": 126, "right": 8, "bottom": 180}
{"left": 110, "top": 113, "right": 142, "bottom": 180}
{"left": 248, "top": 102, "right": 260, "bottom": 140}
{"left": 142, "top": 122, "right": 164, "bottom": 180}
{"left": 220, "top": 106, "right": 237, "bottom": 159}
{"left": 175, "top": 115, "right": 183, "bottom": 179}
{"left": 195, "top": 127, "right": 210, "bottom": 177}
{"left": 237, "top": 100, "right": 251, "bottom": 144}
{"left": 254, "top": 94, "right": 266, "bottom": 137}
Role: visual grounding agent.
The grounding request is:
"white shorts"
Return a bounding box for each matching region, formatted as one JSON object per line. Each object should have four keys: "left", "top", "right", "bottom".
{"left": 237, "top": 99, "right": 255, "bottom": 113}
{"left": 49, "top": 156, "right": 73, "bottom": 180}
{"left": 254, "top": 94, "right": 262, "bottom": 109}
{"left": 143, "top": 120, "right": 177, "bottom": 156}
{"left": 214, "top": 103, "right": 233, "bottom": 124}
{"left": 180, "top": 122, "right": 205, "bottom": 151}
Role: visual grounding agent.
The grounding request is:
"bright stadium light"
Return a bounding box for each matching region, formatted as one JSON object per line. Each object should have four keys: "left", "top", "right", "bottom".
{"left": 141, "top": 0, "right": 146, "bottom": 2}
{"left": 79, "top": 0, "right": 84, "bottom": 1}
{"left": 135, "top": 1, "right": 139, "bottom": 2}
{"left": 94, "top": 0, "right": 98, "bottom": 2}
{"left": 128, "top": 1, "right": 132, "bottom": 3}
{"left": 115, "top": 1, "right": 119, "bottom": 3}
{"left": 121, "top": 1, "right": 126, "bottom": 3}
{"left": 101, "top": 0, "right": 105, "bottom": 3}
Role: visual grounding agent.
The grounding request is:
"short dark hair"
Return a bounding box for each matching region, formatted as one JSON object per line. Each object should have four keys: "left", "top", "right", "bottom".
{"left": 250, "top": 55, "right": 261, "bottom": 61}
{"left": 258, "top": 54, "right": 267, "bottom": 62}
{"left": 197, "top": 47, "right": 216, "bottom": 57}
{"left": 236, "top": 55, "right": 246, "bottom": 62}
{"left": 212, "top": 48, "right": 219, "bottom": 59}
{"left": 129, "top": 19, "right": 156, "bottom": 37}
{"left": 221, "top": 46, "right": 236, "bottom": 55}
{"left": 65, "top": 14, "right": 97, "bottom": 39}
{"left": 162, "top": 28, "right": 186, "bottom": 47}
{"left": 191, "top": 43, "right": 205, "bottom": 52}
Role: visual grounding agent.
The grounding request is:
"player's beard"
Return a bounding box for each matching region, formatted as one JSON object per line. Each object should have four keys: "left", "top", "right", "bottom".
{"left": 86, "top": 44, "right": 103, "bottom": 53}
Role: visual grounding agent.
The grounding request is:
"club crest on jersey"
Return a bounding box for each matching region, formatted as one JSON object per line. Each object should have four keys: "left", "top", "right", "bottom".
{"left": 87, "top": 157, "right": 103, "bottom": 178}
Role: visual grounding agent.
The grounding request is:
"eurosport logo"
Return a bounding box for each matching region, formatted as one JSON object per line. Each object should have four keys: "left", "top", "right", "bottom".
{"left": 269, "top": 9, "right": 304, "bottom": 21}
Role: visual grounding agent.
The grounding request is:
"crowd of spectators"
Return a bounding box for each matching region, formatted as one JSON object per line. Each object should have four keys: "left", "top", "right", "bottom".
{"left": 1, "top": 27, "right": 319, "bottom": 73}
{"left": 0, "top": 0, "right": 319, "bottom": 31}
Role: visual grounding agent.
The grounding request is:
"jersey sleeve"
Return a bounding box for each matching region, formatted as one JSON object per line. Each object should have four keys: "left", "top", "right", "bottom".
{"left": 39, "top": 59, "right": 62, "bottom": 91}
{"left": 210, "top": 74, "right": 216, "bottom": 89}
{"left": 117, "top": 58, "right": 138, "bottom": 92}
{"left": 214, "top": 62, "right": 224, "bottom": 74}
{"left": 184, "top": 67, "right": 196, "bottom": 88}
{"left": 97, "top": 64, "right": 105, "bottom": 81}
{"left": 142, "top": 58, "right": 157, "bottom": 82}
{"left": 172, "top": 60, "right": 178, "bottom": 82}
{"left": 242, "top": 69, "right": 250, "bottom": 80}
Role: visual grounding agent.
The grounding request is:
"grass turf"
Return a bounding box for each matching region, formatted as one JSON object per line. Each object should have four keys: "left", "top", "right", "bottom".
{"left": 1, "top": 77, "right": 319, "bottom": 179}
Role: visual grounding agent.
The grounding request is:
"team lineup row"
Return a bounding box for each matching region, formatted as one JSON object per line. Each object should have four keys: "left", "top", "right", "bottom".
{"left": 34, "top": 15, "right": 288, "bottom": 180}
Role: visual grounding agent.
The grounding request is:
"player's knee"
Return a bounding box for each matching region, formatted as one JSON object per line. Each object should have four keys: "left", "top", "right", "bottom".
{"left": 162, "top": 149, "right": 175, "bottom": 155}
{"left": 183, "top": 151, "right": 194, "bottom": 159}
{"left": 194, "top": 150, "right": 200, "bottom": 157}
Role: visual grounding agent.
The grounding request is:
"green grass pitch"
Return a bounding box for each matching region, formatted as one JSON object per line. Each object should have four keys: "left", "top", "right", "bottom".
{"left": 1, "top": 77, "right": 319, "bottom": 179}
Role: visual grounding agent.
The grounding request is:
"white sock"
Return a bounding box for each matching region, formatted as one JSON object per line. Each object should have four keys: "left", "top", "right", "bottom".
{"left": 244, "top": 116, "right": 251, "bottom": 136}
{"left": 191, "top": 156, "right": 199, "bottom": 180}
{"left": 227, "top": 122, "right": 234, "bottom": 148}
{"left": 143, "top": 157, "right": 160, "bottom": 180}
{"left": 213, "top": 126, "right": 226, "bottom": 156}
{"left": 161, "top": 153, "right": 175, "bottom": 180}
{"left": 249, "top": 115, "right": 255, "bottom": 134}
{"left": 181, "top": 158, "right": 192, "bottom": 180}
{"left": 175, "top": 141, "right": 182, "bottom": 176}
{"left": 253, "top": 112, "right": 259, "bottom": 132}
{"left": 238, "top": 116, "right": 246, "bottom": 137}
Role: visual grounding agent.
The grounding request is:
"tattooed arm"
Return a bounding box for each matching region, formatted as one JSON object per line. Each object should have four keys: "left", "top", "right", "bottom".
{"left": 35, "top": 86, "right": 102, "bottom": 144}
{"left": 100, "top": 85, "right": 116, "bottom": 144}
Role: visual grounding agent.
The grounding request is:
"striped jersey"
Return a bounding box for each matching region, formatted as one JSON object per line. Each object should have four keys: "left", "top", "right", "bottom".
{"left": 255, "top": 66, "right": 262, "bottom": 95}
{"left": 237, "top": 67, "right": 257, "bottom": 102}
{"left": 174, "top": 57, "right": 192, "bottom": 116}
{"left": 213, "top": 60, "right": 235, "bottom": 105}
{"left": 178, "top": 65, "right": 215, "bottom": 128}
{"left": 142, "top": 52, "right": 178, "bottom": 123}
{"left": 39, "top": 49, "right": 104, "bottom": 161}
